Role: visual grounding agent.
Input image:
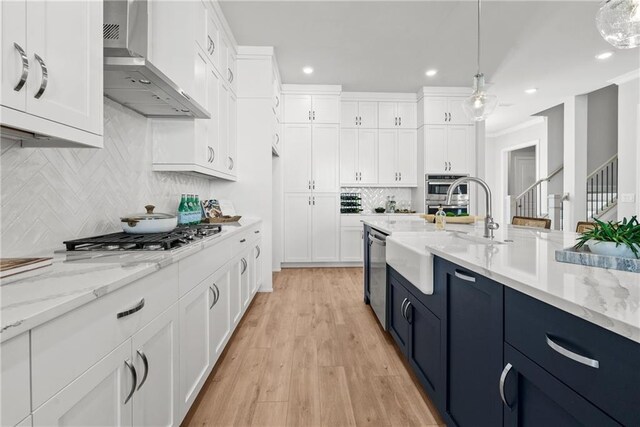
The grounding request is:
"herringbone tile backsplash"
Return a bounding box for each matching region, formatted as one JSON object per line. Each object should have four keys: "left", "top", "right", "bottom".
{"left": 0, "top": 99, "right": 216, "bottom": 257}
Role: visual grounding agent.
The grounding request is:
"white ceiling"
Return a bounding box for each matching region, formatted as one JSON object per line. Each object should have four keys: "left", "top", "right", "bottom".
{"left": 219, "top": 1, "right": 640, "bottom": 133}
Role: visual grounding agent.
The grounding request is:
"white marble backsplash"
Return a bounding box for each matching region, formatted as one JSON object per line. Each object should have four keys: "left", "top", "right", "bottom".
{"left": 0, "top": 99, "right": 216, "bottom": 257}
{"left": 341, "top": 187, "right": 413, "bottom": 213}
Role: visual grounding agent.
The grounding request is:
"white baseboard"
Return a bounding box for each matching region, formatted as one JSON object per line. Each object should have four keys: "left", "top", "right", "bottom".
{"left": 258, "top": 286, "right": 273, "bottom": 292}
{"left": 281, "top": 262, "right": 363, "bottom": 268}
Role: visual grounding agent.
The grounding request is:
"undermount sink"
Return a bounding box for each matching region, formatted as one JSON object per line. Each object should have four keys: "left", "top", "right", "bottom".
{"left": 386, "top": 231, "right": 507, "bottom": 295}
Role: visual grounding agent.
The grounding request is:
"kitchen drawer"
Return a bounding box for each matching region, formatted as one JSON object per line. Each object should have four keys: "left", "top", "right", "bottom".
{"left": 1, "top": 333, "right": 31, "bottom": 427}
{"left": 179, "top": 237, "right": 232, "bottom": 296}
{"left": 505, "top": 288, "right": 640, "bottom": 426}
{"left": 231, "top": 225, "right": 260, "bottom": 254}
{"left": 341, "top": 215, "right": 366, "bottom": 227}
{"left": 31, "top": 263, "right": 179, "bottom": 409}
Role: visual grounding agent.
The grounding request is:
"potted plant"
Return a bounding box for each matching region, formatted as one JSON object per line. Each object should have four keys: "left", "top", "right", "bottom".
{"left": 575, "top": 216, "right": 640, "bottom": 259}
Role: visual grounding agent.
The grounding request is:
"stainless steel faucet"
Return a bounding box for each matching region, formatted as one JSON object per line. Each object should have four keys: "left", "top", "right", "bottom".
{"left": 446, "top": 177, "right": 499, "bottom": 239}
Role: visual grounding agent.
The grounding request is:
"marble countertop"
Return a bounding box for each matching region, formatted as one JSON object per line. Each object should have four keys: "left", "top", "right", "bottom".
{"left": 0, "top": 218, "right": 261, "bottom": 343}
{"left": 364, "top": 218, "right": 640, "bottom": 344}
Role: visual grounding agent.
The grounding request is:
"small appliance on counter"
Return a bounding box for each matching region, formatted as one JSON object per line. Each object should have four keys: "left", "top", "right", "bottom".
{"left": 340, "top": 193, "right": 362, "bottom": 214}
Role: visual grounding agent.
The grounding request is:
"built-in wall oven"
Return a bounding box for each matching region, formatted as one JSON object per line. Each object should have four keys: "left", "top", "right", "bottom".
{"left": 426, "top": 174, "right": 470, "bottom": 215}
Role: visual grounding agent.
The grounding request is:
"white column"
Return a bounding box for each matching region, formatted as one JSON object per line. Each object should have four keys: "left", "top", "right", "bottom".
{"left": 563, "top": 95, "right": 588, "bottom": 231}
{"left": 548, "top": 194, "right": 563, "bottom": 230}
{"left": 475, "top": 121, "right": 486, "bottom": 216}
{"left": 504, "top": 195, "right": 516, "bottom": 223}
{"left": 615, "top": 75, "right": 640, "bottom": 219}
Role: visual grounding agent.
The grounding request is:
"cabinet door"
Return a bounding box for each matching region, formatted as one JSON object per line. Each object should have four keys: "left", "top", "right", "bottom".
{"left": 388, "top": 275, "right": 410, "bottom": 355}
{"left": 378, "top": 129, "right": 398, "bottom": 185}
{"left": 358, "top": 129, "right": 378, "bottom": 184}
{"left": 32, "top": 340, "right": 132, "bottom": 427}
{"left": 1, "top": 333, "right": 30, "bottom": 427}
{"left": 240, "top": 251, "right": 251, "bottom": 309}
{"left": 229, "top": 259, "right": 242, "bottom": 326}
{"left": 447, "top": 126, "right": 472, "bottom": 174}
{"left": 218, "top": 82, "right": 229, "bottom": 172}
{"left": 311, "top": 94, "right": 339, "bottom": 123}
{"left": 132, "top": 304, "right": 179, "bottom": 427}
{"left": 502, "top": 344, "right": 620, "bottom": 427}
{"left": 424, "top": 125, "right": 447, "bottom": 173}
{"left": 253, "top": 239, "right": 263, "bottom": 292}
{"left": 209, "top": 268, "right": 231, "bottom": 360}
{"left": 284, "top": 94, "right": 312, "bottom": 123}
{"left": 283, "top": 124, "right": 312, "bottom": 192}
{"left": 340, "top": 227, "right": 364, "bottom": 262}
{"left": 25, "top": 0, "right": 102, "bottom": 134}
{"left": 447, "top": 98, "right": 471, "bottom": 125}
{"left": 340, "top": 101, "right": 358, "bottom": 128}
{"left": 227, "top": 49, "right": 237, "bottom": 94}
{"left": 192, "top": 49, "right": 209, "bottom": 117}
{"left": 284, "top": 193, "right": 312, "bottom": 262}
{"left": 397, "top": 129, "right": 417, "bottom": 185}
{"left": 339, "top": 129, "right": 359, "bottom": 186}
{"left": 358, "top": 101, "right": 378, "bottom": 128}
{"left": 397, "top": 102, "right": 417, "bottom": 128}
{"left": 406, "top": 299, "right": 442, "bottom": 405}
{"left": 218, "top": 33, "right": 229, "bottom": 81}
{"left": 378, "top": 102, "right": 397, "bottom": 129}
{"left": 423, "top": 97, "right": 448, "bottom": 125}
{"left": 205, "top": 67, "right": 221, "bottom": 170}
{"left": 443, "top": 264, "right": 503, "bottom": 427}
{"left": 227, "top": 91, "right": 237, "bottom": 175}
{"left": 311, "top": 194, "right": 339, "bottom": 262}
{"left": 312, "top": 124, "right": 340, "bottom": 192}
{"left": 179, "top": 280, "right": 211, "bottom": 415}
{"left": 0, "top": 0, "right": 26, "bottom": 111}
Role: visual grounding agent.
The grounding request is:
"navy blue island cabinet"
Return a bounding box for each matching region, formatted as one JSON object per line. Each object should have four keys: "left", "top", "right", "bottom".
{"left": 385, "top": 256, "right": 640, "bottom": 427}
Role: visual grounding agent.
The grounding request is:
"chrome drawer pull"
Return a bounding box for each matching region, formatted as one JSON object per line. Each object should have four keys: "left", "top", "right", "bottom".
{"left": 209, "top": 286, "right": 215, "bottom": 309}
{"left": 454, "top": 270, "right": 476, "bottom": 283}
{"left": 400, "top": 298, "right": 408, "bottom": 320}
{"left": 499, "top": 363, "right": 513, "bottom": 409}
{"left": 13, "top": 42, "right": 29, "bottom": 92}
{"left": 546, "top": 335, "right": 599, "bottom": 368}
{"left": 117, "top": 298, "right": 145, "bottom": 319}
{"left": 33, "top": 53, "right": 48, "bottom": 99}
{"left": 256, "top": 245, "right": 261, "bottom": 258}
{"left": 136, "top": 350, "right": 149, "bottom": 391}
{"left": 124, "top": 360, "right": 137, "bottom": 404}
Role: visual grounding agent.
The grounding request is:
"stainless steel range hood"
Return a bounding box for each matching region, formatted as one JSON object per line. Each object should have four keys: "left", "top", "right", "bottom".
{"left": 103, "top": 0, "right": 209, "bottom": 119}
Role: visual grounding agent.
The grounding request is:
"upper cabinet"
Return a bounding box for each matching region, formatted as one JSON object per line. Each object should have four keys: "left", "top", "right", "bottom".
{"left": 0, "top": 0, "right": 103, "bottom": 147}
{"left": 378, "top": 102, "right": 417, "bottom": 129}
{"left": 283, "top": 93, "right": 340, "bottom": 124}
{"left": 341, "top": 101, "right": 378, "bottom": 128}
{"left": 422, "top": 96, "right": 473, "bottom": 125}
{"left": 424, "top": 125, "right": 473, "bottom": 174}
{"left": 378, "top": 129, "right": 417, "bottom": 186}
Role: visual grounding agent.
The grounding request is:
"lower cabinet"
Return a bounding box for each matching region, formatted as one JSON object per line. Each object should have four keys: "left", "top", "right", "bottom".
{"left": 253, "top": 239, "right": 263, "bottom": 293}
{"left": 240, "top": 250, "right": 252, "bottom": 310}
{"left": 1, "top": 333, "right": 30, "bottom": 427}
{"left": 340, "top": 226, "right": 363, "bottom": 262}
{"left": 209, "top": 268, "right": 231, "bottom": 361}
{"left": 229, "top": 256, "right": 243, "bottom": 326}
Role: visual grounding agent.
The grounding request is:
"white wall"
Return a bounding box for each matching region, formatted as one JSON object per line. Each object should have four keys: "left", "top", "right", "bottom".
{"left": 587, "top": 84, "right": 618, "bottom": 173}
{"left": 534, "top": 104, "right": 564, "bottom": 194}
{"left": 486, "top": 118, "right": 547, "bottom": 225}
{"left": 616, "top": 75, "right": 640, "bottom": 220}
{"left": 0, "top": 99, "right": 215, "bottom": 257}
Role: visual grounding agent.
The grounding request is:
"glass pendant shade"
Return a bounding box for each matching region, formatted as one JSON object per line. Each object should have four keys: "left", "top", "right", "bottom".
{"left": 462, "top": 74, "right": 498, "bottom": 122}
{"left": 596, "top": 0, "right": 640, "bottom": 49}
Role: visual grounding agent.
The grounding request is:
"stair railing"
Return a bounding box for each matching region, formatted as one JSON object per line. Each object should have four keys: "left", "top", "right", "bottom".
{"left": 587, "top": 154, "right": 618, "bottom": 220}
{"left": 515, "top": 166, "right": 564, "bottom": 218}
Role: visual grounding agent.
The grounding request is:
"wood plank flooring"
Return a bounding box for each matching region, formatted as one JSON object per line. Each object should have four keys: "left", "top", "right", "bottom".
{"left": 184, "top": 268, "right": 445, "bottom": 427}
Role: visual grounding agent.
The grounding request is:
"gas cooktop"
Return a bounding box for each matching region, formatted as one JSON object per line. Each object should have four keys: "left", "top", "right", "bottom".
{"left": 63, "top": 224, "right": 222, "bottom": 251}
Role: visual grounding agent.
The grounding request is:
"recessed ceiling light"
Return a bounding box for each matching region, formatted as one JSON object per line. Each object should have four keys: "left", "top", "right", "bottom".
{"left": 302, "top": 66, "right": 314, "bottom": 74}
{"left": 525, "top": 88, "right": 538, "bottom": 94}
{"left": 425, "top": 69, "right": 438, "bottom": 77}
{"left": 595, "top": 51, "right": 614, "bottom": 60}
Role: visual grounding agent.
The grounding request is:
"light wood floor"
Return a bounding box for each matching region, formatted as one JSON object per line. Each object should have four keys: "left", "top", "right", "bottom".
{"left": 184, "top": 268, "right": 445, "bottom": 427}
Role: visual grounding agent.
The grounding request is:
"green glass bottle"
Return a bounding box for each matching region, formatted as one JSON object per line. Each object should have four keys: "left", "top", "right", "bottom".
{"left": 193, "top": 195, "right": 201, "bottom": 224}
{"left": 178, "top": 194, "right": 187, "bottom": 225}
{"left": 186, "top": 194, "right": 195, "bottom": 224}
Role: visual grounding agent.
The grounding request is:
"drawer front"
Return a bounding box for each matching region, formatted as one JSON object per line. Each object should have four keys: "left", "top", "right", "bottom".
{"left": 341, "top": 215, "right": 366, "bottom": 227}
{"left": 31, "top": 263, "right": 179, "bottom": 409}
{"left": 1, "top": 333, "right": 31, "bottom": 427}
{"left": 179, "top": 237, "right": 232, "bottom": 296}
{"left": 505, "top": 288, "right": 640, "bottom": 426}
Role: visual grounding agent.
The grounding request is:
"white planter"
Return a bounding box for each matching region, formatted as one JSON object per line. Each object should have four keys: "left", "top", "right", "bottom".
{"left": 588, "top": 241, "right": 640, "bottom": 259}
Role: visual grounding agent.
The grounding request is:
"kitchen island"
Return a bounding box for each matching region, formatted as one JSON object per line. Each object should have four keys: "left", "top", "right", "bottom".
{"left": 363, "top": 218, "right": 640, "bottom": 427}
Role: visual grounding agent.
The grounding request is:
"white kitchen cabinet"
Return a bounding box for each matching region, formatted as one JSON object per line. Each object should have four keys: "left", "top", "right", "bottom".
{"left": 132, "top": 304, "right": 179, "bottom": 427}
{"left": 229, "top": 258, "right": 243, "bottom": 327}
{"left": 194, "top": 0, "right": 220, "bottom": 73}
{"left": 284, "top": 94, "right": 339, "bottom": 124}
{"left": 179, "top": 279, "right": 211, "bottom": 417}
{"left": 0, "top": 0, "right": 103, "bottom": 147}
{"left": 311, "top": 194, "right": 340, "bottom": 262}
{"left": 340, "top": 227, "right": 364, "bottom": 262}
{"left": 423, "top": 96, "right": 472, "bottom": 125}
{"left": 424, "top": 125, "right": 473, "bottom": 174}
{"left": 378, "top": 102, "right": 416, "bottom": 129}
{"left": 227, "top": 90, "right": 238, "bottom": 176}
{"left": 397, "top": 130, "right": 418, "bottom": 184}
{"left": 1, "top": 333, "right": 30, "bottom": 427}
{"left": 253, "top": 239, "right": 263, "bottom": 293}
{"left": 272, "top": 119, "right": 282, "bottom": 156}
{"left": 240, "top": 251, "right": 252, "bottom": 310}
{"left": 32, "top": 341, "right": 133, "bottom": 427}
{"left": 311, "top": 124, "right": 340, "bottom": 192}
{"left": 341, "top": 101, "right": 377, "bottom": 128}
{"left": 209, "top": 268, "right": 231, "bottom": 360}
{"left": 340, "top": 128, "right": 378, "bottom": 185}
{"left": 284, "top": 193, "right": 313, "bottom": 262}
{"left": 378, "top": 129, "right": 417, "bottom": 186}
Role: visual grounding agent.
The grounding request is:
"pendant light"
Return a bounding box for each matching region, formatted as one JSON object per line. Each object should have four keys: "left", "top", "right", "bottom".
{"left": 462, "top": 0, "right": 498, "bottom": 122}
{"left": 596, "top": 0, "right": 640, "bottom": 49}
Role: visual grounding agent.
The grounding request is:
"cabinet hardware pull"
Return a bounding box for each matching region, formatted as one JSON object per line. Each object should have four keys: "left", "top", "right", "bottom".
{"left": 254, "top": 230, "right": 260, "bottom": 234}
{"left": 211, "top": 147, "right": 216, "bottom": 162}
{"left": 241, "top": 258, "right": 247, "bottom": 274}
{"left": 124, "top": 360, "right": 137, "bottom": 404}
{"left": 454, "top": 270, "right": 476, "bottom": 283}
{"left": 308, "top": 180, "right": 311, "bottom": 190}
{"left": 309, "top": 110, "right": 311, "bottom": 121}
{"left": 228, "top": 156, "right": 234, "bottom": 170}
{"left": 275, "top": 96, "right": 280, "bottom": 107}
{"left": 117, "top": 298, "right": 145, "bottom": 319}
{"left": 211, "top": 40, "right": 216, "bottom": 53}
{"left": 398, "top": 116, "right": 402, "bottom": 126}
{"left": 399, "top": 172, "right": 402, "bottom": 181}
{"left": 312, "top": 111, "right": 315, "bottom": 120}
{"left": 209, "top": 286, "right": 215, "bottom": 309}
{"left": 448, "top": 161, "right": 452, "bottom": 171}
{"left": 256, "top": 245, "right": 261, "bottom": 258}
{"left": 180, "top": 91, "right": 191, "bottom": 100}
{"left": 275, "top": 133, "right": 279, "bottom": 144}
{"left": 394, "top": 117, "right": 398, "bottom": 126}
{"left": 240, "top": 238, "right": 246, "bottom": 243}
{"left": 400, "top": 298, "right": 408, "bottom": 320}
{"left": 312, "top": 197, "right": 315, "bottom": 205}
{"left": 312, "top": 180, "right": 315, "bottom": 190}
{"left": 499, "top": 363, "right": 513, "bottom": 409}
{"left": 207, "top": 147, "right": 212, "bottom": 163}
{"left": 546, "top": 335, "right": 599, "bottom": 368}
{"left": 13, "top": 43, "right": 29, "bottom": 92}
{"left": 33, "top": 53, "right": 48, "bottom": 99}
{"left": 136, "top": 350, "right": 149, "bottom": 391}
{"left": 448, "top": 112, "right": 452, "bottom": 122}
{"left": 403, "top": 300, "right": 412, "bottom": 323}
{"left": 211, "top": 283, "right": 220, "bottom": 307}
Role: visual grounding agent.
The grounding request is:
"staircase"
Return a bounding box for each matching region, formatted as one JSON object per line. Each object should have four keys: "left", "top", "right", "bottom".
{"left": 586, "top": 154, "right": 618, "bottom": 220}
{"left": 515, "top": 166, "right": 564, "bottom": 219}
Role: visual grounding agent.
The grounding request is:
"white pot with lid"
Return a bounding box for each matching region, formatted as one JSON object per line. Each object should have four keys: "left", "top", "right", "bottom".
{"left": 120, "top": 205, "right": 178, "bottom": 234}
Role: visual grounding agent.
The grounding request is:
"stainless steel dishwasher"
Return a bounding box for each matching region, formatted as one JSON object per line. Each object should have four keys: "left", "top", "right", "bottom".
{"left": 368, "top": 229, "right": 388, "bottom": 329}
